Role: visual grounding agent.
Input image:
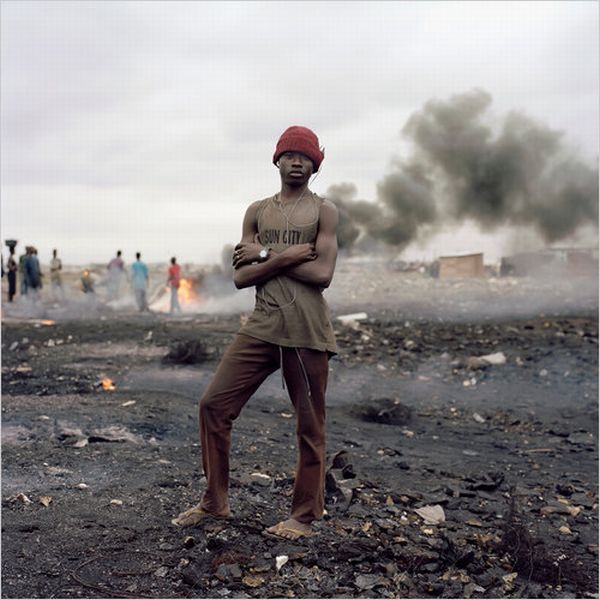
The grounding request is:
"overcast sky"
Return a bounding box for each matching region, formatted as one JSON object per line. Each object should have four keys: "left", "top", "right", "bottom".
{"left": 1, "top": 0, "right": 598, "bottom": 266}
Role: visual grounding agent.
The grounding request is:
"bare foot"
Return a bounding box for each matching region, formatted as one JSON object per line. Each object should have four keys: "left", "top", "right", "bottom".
{"left": 264, "top": 518, "right": 315, "bottom": 540}
{"left": 171, "top": 503, "right": 230, "bottom": 527}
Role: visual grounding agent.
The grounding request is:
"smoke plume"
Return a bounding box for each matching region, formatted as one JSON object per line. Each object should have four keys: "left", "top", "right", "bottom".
{"left": 328, "top": 183, "right": 383, "bottom": 249}
{"left": 331, "top": 89, "right": 598, "bottom": 251}
{"left": 372, "top": 161, "right": 437, "bottom": 247}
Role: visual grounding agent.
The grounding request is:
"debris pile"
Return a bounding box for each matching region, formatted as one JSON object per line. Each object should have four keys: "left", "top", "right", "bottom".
{"left": 351, "top": 397, "right": 413, "bottom": 426}
{"left": 162, "top": 340, "right": 215, "bottom": 365}
{"left": 168, "top": 452, "right": 598, "bottom": 599}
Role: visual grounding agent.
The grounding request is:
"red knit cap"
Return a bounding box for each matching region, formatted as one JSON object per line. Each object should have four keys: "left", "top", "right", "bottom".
{"left": 272, "top": 126, "right": 324, "bottom": 171}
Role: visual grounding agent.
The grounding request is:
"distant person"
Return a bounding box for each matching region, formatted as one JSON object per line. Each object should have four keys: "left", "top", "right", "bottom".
{"left": 33, "top": 248, "right": 43, "bottom": 287}
{"left": 107, "top": 250, "right": 125, "bottom": 301}
{"left": 500, "top": 258, "right": 514, "bottom": 277}
{"left": 49, "top": 248, "right": 64, "bottom": 302}
{"left": 24, "top": 247, "right": 42, "bottom": 301}
{"left": 167, "top": 257, "right": 182, "bottom": 315}
{"left": 6, "top": 247, "right": 18, "bottom": 302}
{"left": 81, "top": 269, "right": 96, "bottom": 306}
{"left": 23, "top": 246, "right": 42, "bottom": 303}
{"left": 18, "top": 247, "right": 29, "bottom": 296}
{"left": 81, "top": 269, "right": 95, "bottom": 294}
{"left": 429, "top": 260, "right": 440, "bottom": 279}
{"left": 131, "top": 252, "right": 149, "bottom": 312}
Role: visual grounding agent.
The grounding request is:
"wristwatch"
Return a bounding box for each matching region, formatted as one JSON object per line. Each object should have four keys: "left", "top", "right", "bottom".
{"left": 258, "top": 247, "right": 270, "bottom": 261}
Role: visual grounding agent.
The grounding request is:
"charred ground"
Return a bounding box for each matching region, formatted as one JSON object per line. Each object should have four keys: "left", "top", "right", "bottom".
{"left": 1, "top": 292, "right": 598, "bottom": 598}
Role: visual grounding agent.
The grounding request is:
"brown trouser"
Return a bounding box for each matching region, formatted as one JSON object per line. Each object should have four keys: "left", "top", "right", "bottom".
{"left": 199, "top": 333, "right": 328, "bottom": 524}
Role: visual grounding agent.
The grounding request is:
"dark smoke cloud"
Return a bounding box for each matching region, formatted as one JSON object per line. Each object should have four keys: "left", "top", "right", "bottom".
{"left": 329, "top": 166, "right": 437, "bottom": 251}
{"left": 404, "top": 89, "right": 598, "bottom": 242}
{"left": 372, "top": 161, "right": 437, "bottom": 247}
{"left": 327, "top": 183, "right": 383, "bottom": 249}
{"left": 528, "top": 158, "right": 598, "bottom": 242}
{"left": 330, "top": 89, "right": 598, "bottom": 250}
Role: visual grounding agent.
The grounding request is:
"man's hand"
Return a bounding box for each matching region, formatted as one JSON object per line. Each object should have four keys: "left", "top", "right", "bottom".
{"left": 232, "top": 242, "right": 264, "bottom": 269}
{"left": 233, "top": 242, "right": 316, "bottom": 270}
{"left": 280, "top": 243, "right": 317, "bottom": 264}
{"left": 231, "top": 199, "right": 332, "bottom": 290}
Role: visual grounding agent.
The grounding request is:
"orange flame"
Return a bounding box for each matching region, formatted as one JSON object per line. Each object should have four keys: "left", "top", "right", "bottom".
{"left": 177, "top": 278, "right": 200, "bottom": 304}
{"left": 101, "top": 378, "right": 116, "bottom": 391}
{"left": 41, "top": 320, "right": 56, "bottom": 326}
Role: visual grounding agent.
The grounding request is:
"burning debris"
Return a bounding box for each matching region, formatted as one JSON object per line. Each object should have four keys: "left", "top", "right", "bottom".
{"left": 149, "top": 276, "right": 204, "bottom": 313}
{"left": 35, "top": 319, "right": 56, "bottom": 326}
{"left": 98, "top": 378, "right": 116, "bottom": 391}
{"left": 177, "top": 278, "right": 199, "bottom": 304}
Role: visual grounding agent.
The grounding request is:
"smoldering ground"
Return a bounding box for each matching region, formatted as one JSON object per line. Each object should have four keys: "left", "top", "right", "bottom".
{"left": 330, "top": 89, "right": 598, "bottom": 253}
{"left": 1, "top": 261, "right": 598, "bottom": 599}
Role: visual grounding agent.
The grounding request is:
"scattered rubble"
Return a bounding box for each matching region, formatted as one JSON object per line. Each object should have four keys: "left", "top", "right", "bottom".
{"left": 414, "top": 504, "right": 446, "bottom": 525}
{"left": 162, "top": 339, "right": 215, "bottom": 364}
{"left": 1, "top": 308, "right": 597, "bottom": 598}
{"left": 352, "top": 397, "right": 413, "bottom": 426}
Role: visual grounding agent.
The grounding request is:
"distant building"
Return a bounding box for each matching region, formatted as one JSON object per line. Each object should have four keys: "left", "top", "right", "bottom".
{"left": 438, "top": 253, "right": 485, "bottom": 279}
{"left": 500, "top": 247, "right": 598, "bottom": 277}
{"left": 564, "top": 248, "right": 599, "bottom": 276}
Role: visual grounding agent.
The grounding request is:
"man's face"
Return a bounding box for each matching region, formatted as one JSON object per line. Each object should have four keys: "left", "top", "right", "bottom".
{"left": 278, "top": 151, "right": 314, "bottom": 186}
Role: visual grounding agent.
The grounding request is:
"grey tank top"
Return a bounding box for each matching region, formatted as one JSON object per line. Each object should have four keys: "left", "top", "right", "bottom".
{"left": 238, "top": 193, "right": 337, "bottom": 354}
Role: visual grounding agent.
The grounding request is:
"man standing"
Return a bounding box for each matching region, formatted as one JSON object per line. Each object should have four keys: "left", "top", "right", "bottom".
{"left": 18, "top": 247, "right": 29, "bottom": 296}
{"left": 6, "top": 247, "right": 18, "bottom": 302}
{"left": 167, "top": 257, "right": 182, "bottom": 315}
{"left": 173, "top": 126, "right": 338, "bottom": 541}
{"left": 131, "top": 252, "right": 149, "bottom": 312}
{"left": 49, "top": 248, "right": 64, "bottom": 303}
{"left": 24, "top": 247, "right": 42, "bottom": 302}
{"left": 81, "top": 269, "right": 97, "bottom": 307}
{"left": 107, "top": 250, "right": 125, "bottom": 301}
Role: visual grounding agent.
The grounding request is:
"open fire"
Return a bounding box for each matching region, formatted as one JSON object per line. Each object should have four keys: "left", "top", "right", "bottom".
{"left": 150, "top": 277, "right": 203, "bottom": 313}
{"left": 177, "top": 278, "right": 200, "bottom": 304}
{"left": 101, "top": 378, "right": 116, "bottom": 391}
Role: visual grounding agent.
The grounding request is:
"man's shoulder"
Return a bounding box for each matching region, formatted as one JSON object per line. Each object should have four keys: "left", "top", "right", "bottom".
{"left": 248, "top": 195, "right": 275, "bottom": 209}
{"left": 320, "top": 196, "right": 337, "bottom": 211}
{"left": 244, "top": 196, "right": 275, "bottom": 220}
{"left": 314, "top": 195, "right": 338, "bottom": 217}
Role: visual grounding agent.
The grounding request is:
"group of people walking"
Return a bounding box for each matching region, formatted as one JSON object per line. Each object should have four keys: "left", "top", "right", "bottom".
{"left": 3, "top": 245, "right": 183, "bottom": 315}
{"left": 2, "top": 245, "right": 64, "bottom": 304}
{"left": 105, "top": 250, "right": 183, "bottom": 314}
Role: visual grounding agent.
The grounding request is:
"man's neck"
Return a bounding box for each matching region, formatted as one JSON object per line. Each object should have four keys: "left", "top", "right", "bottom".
{"left": 279, "top": 182, "right": 310, "bottom": 204}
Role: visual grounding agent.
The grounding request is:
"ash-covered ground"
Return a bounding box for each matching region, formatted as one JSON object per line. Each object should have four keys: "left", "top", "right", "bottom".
{"left": 1, "top": 262, "right": 598, "bottom": 599}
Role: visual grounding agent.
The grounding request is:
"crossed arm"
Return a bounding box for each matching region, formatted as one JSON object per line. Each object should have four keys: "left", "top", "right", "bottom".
{"left": 232, "top": 199, "right": 338, "bottom": 290}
